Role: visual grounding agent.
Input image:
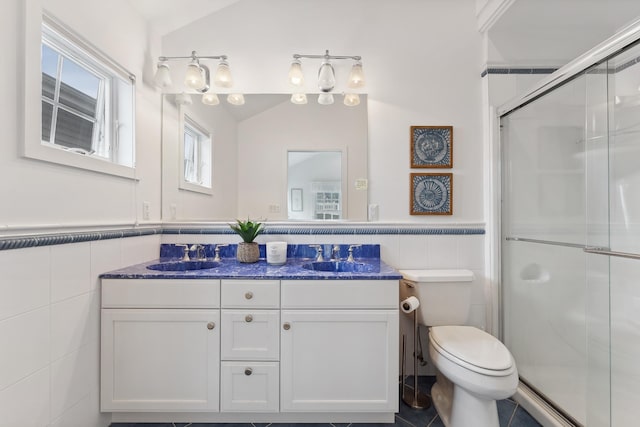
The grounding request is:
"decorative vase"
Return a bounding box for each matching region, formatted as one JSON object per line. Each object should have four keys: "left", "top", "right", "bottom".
{"left": 237, "top": 242, "right": 260, "bottom": 263}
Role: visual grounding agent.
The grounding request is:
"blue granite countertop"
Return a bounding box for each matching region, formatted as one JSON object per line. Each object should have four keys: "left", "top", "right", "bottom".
{"left": 100, "top": 244, "right": 402, "bottom": 280}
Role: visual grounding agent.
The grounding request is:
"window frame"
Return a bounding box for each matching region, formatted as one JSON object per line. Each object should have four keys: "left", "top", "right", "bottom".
{"left": 180, "top": 114, "right": 213, "bottom": 195}
{"left": 22, "top": 11, "right": 136, "bottom": 179}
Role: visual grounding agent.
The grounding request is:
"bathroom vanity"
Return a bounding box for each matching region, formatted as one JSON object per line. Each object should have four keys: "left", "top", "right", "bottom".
{"left": 100, "top": 244, "right": 401, "bottom": 423}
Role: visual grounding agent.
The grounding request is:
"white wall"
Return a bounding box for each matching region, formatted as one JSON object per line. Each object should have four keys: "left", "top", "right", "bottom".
{"left": 0, "top": 0, "right": 489, "bottom": 424}
{"left": 162, "top": 0, "right": 484, "bottom": 223}
{"left": 1, "top": 0, "right": 161, "bottom": 229}
{"left": 0, "top": 0, "right": 163, "bottom": 425}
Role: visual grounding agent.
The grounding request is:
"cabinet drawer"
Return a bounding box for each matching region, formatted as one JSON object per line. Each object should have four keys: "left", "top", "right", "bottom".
{"left": 221, "top": 280, "right": 279, "bottom": 308}
{"left": 102, "top": 279, "right": 220, "bottom": 308}
{"left": 221, "top": 310, "right": 280, "bottom": 360}
{"left": 281, "top": 280, "right": 399, "bottom": 309}
{"left": 220, "top": 361, "right": 279, "bottom": 412}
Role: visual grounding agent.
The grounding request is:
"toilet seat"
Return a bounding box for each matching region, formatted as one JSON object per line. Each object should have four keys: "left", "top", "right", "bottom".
{"left": 430, "top": 326, "right": 515, "bottom": 377}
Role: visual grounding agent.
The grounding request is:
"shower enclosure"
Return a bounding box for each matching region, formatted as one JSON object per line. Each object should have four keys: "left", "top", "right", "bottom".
{"left": 500, "top": 21, "right": 640, "bottom": 427}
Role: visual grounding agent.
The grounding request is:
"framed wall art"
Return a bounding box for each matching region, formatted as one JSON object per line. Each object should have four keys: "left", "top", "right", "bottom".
{"left": 410, "top": 173, "right": 452, "bottom": 215}
{"left": 410, "top": 125, "right": 453, "bottom": 168}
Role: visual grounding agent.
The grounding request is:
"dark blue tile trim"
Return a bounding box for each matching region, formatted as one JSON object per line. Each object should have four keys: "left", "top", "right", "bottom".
{"left": 163, "top": 226, "right": 485, "bottom": 236}
{"left": 0, "top": 228, "right": 161, "bottom": 251}
{"left": 0, "top": 225, "right": 484, "bottom": 252}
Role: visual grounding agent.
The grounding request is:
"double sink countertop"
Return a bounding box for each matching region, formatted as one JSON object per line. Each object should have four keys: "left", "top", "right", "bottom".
{"left": 100, "top": 243, "right": 402, "bottom": 280}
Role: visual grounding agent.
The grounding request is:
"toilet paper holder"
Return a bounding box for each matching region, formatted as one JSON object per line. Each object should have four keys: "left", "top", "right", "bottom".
{"left": 400, "top": 296, "right": 431, "bottom": 410}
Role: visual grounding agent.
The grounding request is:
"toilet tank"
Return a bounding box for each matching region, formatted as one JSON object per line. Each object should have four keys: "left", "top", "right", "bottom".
{"left": 399, "top": 269, "right": 474, "bottom": 326}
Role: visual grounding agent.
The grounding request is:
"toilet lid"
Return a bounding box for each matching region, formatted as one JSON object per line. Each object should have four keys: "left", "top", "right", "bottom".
{"left": 430, "top": 326, "right": 513, "bottom": 371}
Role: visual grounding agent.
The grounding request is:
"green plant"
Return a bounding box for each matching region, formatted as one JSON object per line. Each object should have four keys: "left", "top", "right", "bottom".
{"left": 229, "top": 218, "right": 264, "bottom": 243}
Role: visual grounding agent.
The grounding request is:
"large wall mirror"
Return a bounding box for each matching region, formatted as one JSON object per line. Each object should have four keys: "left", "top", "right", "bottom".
{"left": 161, "top": 93, "right": 368, "bottom": 221}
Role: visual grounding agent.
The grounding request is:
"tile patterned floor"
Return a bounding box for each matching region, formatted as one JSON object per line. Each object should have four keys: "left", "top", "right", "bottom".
{"left": 111, "top": 376, "right": 541, "bottom": 427}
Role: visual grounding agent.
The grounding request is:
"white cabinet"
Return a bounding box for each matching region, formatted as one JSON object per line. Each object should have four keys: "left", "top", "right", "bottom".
{"left": 101, "top": 276, "right": 399, "bottom": 421}
{"left": 101, "top": 279, "right": 221, "bottom": 412}
{"left": 280, "top": 280, "right": 399, "bottom": 413}
{"left": 101, "top": 308, "right": 220, "bottom": 412}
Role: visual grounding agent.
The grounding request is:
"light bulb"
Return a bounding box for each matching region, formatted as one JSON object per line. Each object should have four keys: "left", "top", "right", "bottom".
{"left": 290, "top": 93, "right": 307, "bottom": 105}
{"left": 343, "top": 93, "right": 360, "bottom": 106}
{"left": 348, "top": 61, "right": 365, "bottom": 88}
{"left": 214, "top": 60, "right": 233, "bottom": 88}
{"left": 318, "top": 61, "right": 335, "bottom": 92}
{"left": 184, "top": 59, "right": 205, "bottom": 90}
{"left": 202, "top": 92, "right": 220, "bottom": 106}
{"left": 288, "top": 59, "right": 304, "bottom": 86}
{"left": 174, "top": 92, "right": 192, "bottom": 106}
{"left": 227, "top": 93, "right": 245, "bottom": 106}
{"left": 154, "top": 62, "right": 172, "bottom": 88}
{"left": 317, "top": 93, "right": 334, "bottom": 105}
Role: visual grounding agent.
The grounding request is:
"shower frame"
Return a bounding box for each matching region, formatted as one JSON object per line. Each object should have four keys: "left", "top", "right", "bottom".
{"left": 495, "top": 16, "right": 640, "bottom": 427}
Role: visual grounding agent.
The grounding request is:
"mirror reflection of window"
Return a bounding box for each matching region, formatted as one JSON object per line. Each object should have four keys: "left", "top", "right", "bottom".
{"left": 181, "top": 115, "right": 212, "bottom": 192}
{"left": 287, "top": 151, "right": 342, "bottom": 220}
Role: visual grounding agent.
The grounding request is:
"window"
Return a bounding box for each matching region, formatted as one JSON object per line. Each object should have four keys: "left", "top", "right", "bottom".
{"left": 181, "top": 115, "right": 212, "bottom": 194}
{"left": 24, "top": 14, "right": 135, "bottom": 178}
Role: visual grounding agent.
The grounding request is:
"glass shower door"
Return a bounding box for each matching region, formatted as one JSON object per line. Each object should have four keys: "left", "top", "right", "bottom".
{"left": 606, "top": 42, "right": 640, "bottom": 426}
{"left": 501, "top": 63, "right": 610, "bottom": 426}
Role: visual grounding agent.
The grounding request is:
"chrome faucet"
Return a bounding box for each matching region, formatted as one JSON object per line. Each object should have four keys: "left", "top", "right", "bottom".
{"left": 190, "top": 244, "right": 205, "bottom": 260}
{"left": 309, "top": 244, "right": 324, "bottom": 262}
{"left": 213, "top": 244, "right": 228, "bottom": 262}
{"left": 331, "top": 244, "right": 341, "bottom": 260}
{"left": 347, "top": 244, "right": 362, "bottom": 262}
{"left": 175, "top": 244, "right": 190, "bottom": 261}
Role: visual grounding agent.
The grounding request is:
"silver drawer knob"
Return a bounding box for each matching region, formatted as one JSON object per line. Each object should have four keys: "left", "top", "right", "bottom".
{"left": 207, "top": 322, "right": 215, "bottom": 330}
{"left": 245, "top": 291, "right": 253, "bottom": 300}
{"left": 245, "top": 367, "right": 252, "bottom": 376}
{"left": 245, "top": 314, "right": 253, "bottom": 323}
{"left": 283, "top": 322, "right": 291, "bottom": 330}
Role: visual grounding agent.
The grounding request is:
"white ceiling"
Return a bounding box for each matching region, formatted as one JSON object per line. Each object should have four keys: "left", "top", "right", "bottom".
{"left": 127, "top": 0, "right": 241, "bottom": 36}
{"left": 486, "top": 0, "right": 640, "bottom": 65}
{"left": 131, "top": 0, "right": 640, "bottom": 70}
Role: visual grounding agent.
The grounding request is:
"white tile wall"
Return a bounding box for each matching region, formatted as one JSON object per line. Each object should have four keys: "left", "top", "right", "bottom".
{"left": 0, "top": 246, "right": 50, "bottom": 320}
{"left": 0, "top": 230, "right": 488, "bottom": 423}
{"left": 0, "top": 368, "right": 50, "bottom": 427}
{"left": 0, "top": 233, "right": 160, "bottom": 427}
{"left": 51, "top": 242, "right": 92, "bottom": 303}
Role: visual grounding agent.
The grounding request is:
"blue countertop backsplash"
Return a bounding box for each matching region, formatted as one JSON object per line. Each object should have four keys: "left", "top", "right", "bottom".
{"left": 101, "top": 243, "right": 402, "bottom": 280}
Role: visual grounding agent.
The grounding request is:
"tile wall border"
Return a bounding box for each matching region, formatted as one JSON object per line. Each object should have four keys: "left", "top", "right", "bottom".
{"left": 0, "top": 223, "right": 485, "bottom": 251}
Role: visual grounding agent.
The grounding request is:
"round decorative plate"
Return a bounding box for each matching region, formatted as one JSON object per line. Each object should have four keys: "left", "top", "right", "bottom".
{"left": 414, "top": 177, "right": 447, "bottom": 211}
{"left": 414, "top": 128, "right": 449, "bottom": 164}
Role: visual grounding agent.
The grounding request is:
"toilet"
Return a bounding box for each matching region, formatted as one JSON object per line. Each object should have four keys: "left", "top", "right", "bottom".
{"left": 399, "top": 269, "right": 518, "bottom": 427}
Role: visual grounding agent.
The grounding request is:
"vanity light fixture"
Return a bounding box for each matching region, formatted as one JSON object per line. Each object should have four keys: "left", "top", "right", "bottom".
{"left": 154, "top": 51, "right": 234, "bottom": 93}
{"left": 174, "top": 92, "right": 193, "bottom": 106}
{"left": 202, "top": 92, "right": 220, "bottom": 106}
{"left": 343, "top": 93, "right": 360, "bottom": 106}
{"left": 290, "top": 93, "right": 308, "bottom": 104}
{"left": 227, "top": 93, "right": 245, "bottom": 106}
{"left": 288, "top": 50, "right": 364, "bottom": 105}
{"left": 317, "top": 93, "right": 334, "bottom": 105}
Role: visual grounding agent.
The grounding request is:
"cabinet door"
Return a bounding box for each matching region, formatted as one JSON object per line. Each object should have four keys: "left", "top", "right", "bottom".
{"left": 101, "top": 309, "right": 220, "bottom": 412}
{"left": 280, "top": 310, "right": 398, "bottom": 412}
